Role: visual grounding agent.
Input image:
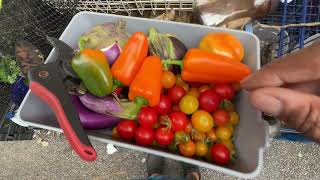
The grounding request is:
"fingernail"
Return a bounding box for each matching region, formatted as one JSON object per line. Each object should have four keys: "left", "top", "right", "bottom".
{"left": 252, "top": 93, "right": 282, "bottom": 117}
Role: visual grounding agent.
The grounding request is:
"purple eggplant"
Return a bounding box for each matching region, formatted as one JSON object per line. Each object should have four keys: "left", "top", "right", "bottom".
{"left": 71, "top": 96, "right": 119, "bottom": 129}
{"left": 79, "top": 93, "right": 122, "bottom": 115}
{"left": 78, "top": 20, "right": 130, "bottom": 50}
{"left": 79, "top": 93, "right": 144, "bottom": 120}
{"left": 100, "top": 43, "right": 122, "bottom": 65}
{"left": 147, "top": 27, "right": 187, "bottom": 74}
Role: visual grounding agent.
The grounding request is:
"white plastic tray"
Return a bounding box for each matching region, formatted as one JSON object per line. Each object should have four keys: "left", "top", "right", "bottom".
{"left": 13, "top": 11, "right": 268, "bottom": 178}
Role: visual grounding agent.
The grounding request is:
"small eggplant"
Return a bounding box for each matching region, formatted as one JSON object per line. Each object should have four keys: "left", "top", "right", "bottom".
{"left": 71, "top": 96, "right": 119, "bottom": 130}
{"left": 148, "top": 27, "right": 187, "bottom": 74}
{"left": 100, "top": 43, "right": 122, "bottom": 66}
{"left": 79, "top": 93, "right": 146, "bottom": 120}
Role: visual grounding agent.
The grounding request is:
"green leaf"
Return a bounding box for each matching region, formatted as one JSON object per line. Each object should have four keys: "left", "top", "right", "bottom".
{"left": 0, "top": 0, "right": 3, "bottom": 11}
{"left": 0, "top": 56, "right": 20, "bottom": 84}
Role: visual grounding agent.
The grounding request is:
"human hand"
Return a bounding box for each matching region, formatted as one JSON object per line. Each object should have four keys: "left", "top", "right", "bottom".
{"left": 241, "top": 41, "right": 320, "bottom": 142}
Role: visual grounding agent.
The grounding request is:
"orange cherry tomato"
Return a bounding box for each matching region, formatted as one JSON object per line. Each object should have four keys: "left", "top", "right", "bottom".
{"left": 195, "top": 141, "right": 209, "bottom": 157}
{"left": 191, "top": 110, "right": 214, "bottom": 133}
{"left": 179, "top": 140, "right": 196, "bottom": 157}
{"left": 162, "top": 71, "right": 176, "bottom": 89}
{"left": 112, "top": 127, "right": 119, "bottom": 138}
{"left": 206, "top": 129, "right": 218, "bottom": 143}
{"left": 192, "top": 130, "right": 206, "bottom": 142}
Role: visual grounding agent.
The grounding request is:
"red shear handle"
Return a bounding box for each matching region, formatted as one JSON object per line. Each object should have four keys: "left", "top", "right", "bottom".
{"left": 29, "top": 81, "right": 97, "bottom": 161}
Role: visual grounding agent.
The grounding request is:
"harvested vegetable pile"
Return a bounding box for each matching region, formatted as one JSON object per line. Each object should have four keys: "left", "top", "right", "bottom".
{"left": 71, "top": 20, "right": 251, "bottom": 166}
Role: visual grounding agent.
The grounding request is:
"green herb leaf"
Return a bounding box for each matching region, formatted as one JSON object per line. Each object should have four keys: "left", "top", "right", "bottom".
{"left": 0, "top": 56, "right": 20, "bottom": 84}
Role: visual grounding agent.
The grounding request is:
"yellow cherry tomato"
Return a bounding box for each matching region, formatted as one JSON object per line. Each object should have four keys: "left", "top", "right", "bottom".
{"left": 191, "top": 110, "right": 214, "bottom": 133}
{"left": 230, "top": 111, "right": 240, "bottom": 126}
{"left": 216, "top": 126, "right": 232, "bottom": 141}
{"left": 179, "top": 94, "right": 199, "bottom": 115}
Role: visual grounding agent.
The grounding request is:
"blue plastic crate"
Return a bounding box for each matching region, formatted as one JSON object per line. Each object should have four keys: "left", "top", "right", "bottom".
{"left": 259, "top": 0, "right": 320, "bottom": 143}
{"left": 261, "top": 0, "right": 320, "bottom": 57}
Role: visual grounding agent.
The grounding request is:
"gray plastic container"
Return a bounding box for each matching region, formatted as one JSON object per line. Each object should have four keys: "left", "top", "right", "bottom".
{"left": 12, "top": 11, "right": 268, "bottom": 178}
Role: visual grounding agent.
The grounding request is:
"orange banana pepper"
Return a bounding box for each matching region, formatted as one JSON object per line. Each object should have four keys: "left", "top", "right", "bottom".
{"left": 111, "top": 32, "right": 148, "bottom": 86}
{"left": 181, "top": 49, "right": 251, "bottom": 83}
{"left": 199, "top": 32, "right": 244, "bottom": 62}
{"left": 129, "top": 56, "right": 163, "bottom": 106}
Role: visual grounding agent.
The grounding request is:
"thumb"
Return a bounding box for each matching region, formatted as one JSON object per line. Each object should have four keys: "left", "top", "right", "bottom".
{"left": 248, "top": 87, "right": 320, "bottom": 142}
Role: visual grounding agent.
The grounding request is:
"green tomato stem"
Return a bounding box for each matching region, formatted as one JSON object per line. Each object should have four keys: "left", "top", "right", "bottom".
{"left": 162, "top": 59, "right": 183, "bottom": 70}
{"left": 125, "top": 96, "right": 149, "bottom": 120}
{"left": 111, "top": 79, "right": 125, "bottom": 92}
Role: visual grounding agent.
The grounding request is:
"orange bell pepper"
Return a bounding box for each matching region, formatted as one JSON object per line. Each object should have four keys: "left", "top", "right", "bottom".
{"left": 199, "top": 32, "right": 244, "bottom": 62}
{"left": 111, "top": 32, "right": 148, "bottom": 86}
{"left": 180, "top": 49, "right": 251, "bottom": 83}
{"left": 129, "top": 56, "right": 163, "bottom": 106}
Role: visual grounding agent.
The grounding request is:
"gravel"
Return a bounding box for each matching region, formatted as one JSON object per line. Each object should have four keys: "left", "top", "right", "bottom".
{"left": 0, "top": 137, "right": 319, "bottom": 180}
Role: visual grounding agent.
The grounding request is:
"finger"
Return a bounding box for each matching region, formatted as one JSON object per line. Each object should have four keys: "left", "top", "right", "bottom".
{"left": 241, "top": 42, "right": 320, "bottom": 90}
{"left": 248, "top": 87, "right": 320, "bottom": 142}
{"left": 285, "top": 79, "right": 320, "bottom": 95}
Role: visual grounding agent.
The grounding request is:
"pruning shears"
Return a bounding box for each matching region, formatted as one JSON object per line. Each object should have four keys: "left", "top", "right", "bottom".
{"left": 28, "top": 37, "right": 97, "bottom": 161}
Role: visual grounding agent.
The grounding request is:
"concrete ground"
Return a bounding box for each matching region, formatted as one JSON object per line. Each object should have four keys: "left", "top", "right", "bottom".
{"left": 0, "top": 137, "right": 319, "bottom": 180}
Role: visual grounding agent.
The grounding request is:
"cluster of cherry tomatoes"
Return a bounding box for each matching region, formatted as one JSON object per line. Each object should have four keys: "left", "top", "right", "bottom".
{"left": 113, "top": 70, "right": 240, "bottom": 165}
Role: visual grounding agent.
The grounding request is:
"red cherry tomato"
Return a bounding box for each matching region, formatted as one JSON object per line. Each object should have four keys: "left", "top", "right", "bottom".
{"left": 184, "top": 122, "right": 193, "bottom": 134}
{"left": 138, "top": 107, "right": 158, "bottom": 129}
{"left": 210, "top": 143, "right": 230, "bottom": 165}
{"left": 155, "top": 95, "right": 172, "bottom": 115}
{"left": 212, "top": 84, "right": 235, "bottom": 100}
{"left": 116, "top": 120, "right": 137, "bottom": 141}
{"left": 135, "top": 127, "right": 155, "bottom": 146}
{"left": 198, "top": 89, "right": 221, "bottom": 112}
{"left": 212, "top": 109, "right": 230, "bottom": 126}
{"left": 172, "top": 105, "right": 180, "bottom": 112}
{"left": 168, "top": 86, "right": 186, "bottom": 104}
{"left": 155, "top": 127, "right": 174, "bottom": 146}
{"left": 169, "top": 111, "right": 189, "bottom": 132}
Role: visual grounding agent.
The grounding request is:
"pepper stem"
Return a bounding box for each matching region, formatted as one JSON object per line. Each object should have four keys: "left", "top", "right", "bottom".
{"left": 162, "top": 59, "right": 183, "bottom": 70}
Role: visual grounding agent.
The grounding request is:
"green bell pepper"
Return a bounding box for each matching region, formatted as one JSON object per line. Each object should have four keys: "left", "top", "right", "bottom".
{"left": 71, "top": 49, "right": 113, "bottom": 97}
